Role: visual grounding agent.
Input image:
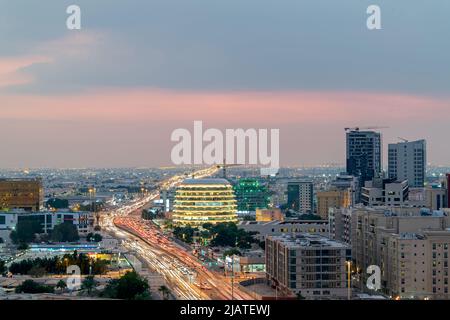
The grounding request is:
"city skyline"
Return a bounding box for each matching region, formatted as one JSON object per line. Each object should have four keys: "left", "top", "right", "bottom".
{"left": 1, "top": 1, "right": 449, "bottom": 168}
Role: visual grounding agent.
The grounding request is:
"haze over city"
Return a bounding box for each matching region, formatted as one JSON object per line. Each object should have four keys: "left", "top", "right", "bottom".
{"left": 1, "top": 0, "right": 449, "bottom": 168}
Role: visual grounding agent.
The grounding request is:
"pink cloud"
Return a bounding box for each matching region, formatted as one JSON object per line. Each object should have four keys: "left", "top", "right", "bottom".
{"left": 1, "top": 89, "right": 449, "bottom": 167}
{"left": 0, "top": 31, "right": 104, "bottom": 89}
{"left": 1, "top": 89, "right": 448, "bottom": 126}
{"left": 0, "top": 56, "right": 51, "bottom": 88}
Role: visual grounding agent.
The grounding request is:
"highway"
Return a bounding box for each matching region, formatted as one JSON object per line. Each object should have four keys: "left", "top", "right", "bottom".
{"left": 101, "top": 166, "right": 253, "bottom": 300}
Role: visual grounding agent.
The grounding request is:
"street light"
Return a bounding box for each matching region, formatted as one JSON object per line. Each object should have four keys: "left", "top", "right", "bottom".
{"left": 346, "top": 261, "right": 352, "bottom": 300}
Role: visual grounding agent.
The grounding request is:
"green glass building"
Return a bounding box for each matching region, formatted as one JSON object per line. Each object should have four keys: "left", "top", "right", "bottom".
{"left": 233, "top": 178, "right": 270, "bottom": 212}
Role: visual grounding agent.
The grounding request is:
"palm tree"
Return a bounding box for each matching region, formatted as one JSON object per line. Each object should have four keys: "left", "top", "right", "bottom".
{"left": 158, "top": 285, "right": 170, "bottom": 300}
{"left": 81, "top": 275, "right": 97, "bottom": 295}
{"left": 56, "top": 280, "right": 67, "bottom": 292}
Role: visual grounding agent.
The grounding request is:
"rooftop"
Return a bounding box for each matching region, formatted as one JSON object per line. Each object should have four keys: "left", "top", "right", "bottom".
{"left": 268, "top": 233, "right": 349, "bottom": 249}
{"left": 181, "top": 178, "right": 231, "bottom": 185}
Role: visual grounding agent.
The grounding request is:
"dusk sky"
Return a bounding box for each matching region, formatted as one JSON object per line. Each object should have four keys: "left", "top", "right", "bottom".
{"left": 1, "top": 0, "right": 449, "bottom": 168}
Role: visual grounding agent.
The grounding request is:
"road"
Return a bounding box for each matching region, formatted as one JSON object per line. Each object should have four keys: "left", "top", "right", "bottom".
{"left": 101, "top": 166, "right": 253, "bottom": 300}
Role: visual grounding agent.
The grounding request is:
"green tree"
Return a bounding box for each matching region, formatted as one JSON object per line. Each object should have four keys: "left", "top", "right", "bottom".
{"left": 56, "top": 279, "right": 68, "bottom": 292}
{"left": 223, "top": 248, "right": 241, "bottom": 258}
{"left": 158, "top": 285, "right": 170, "bottom": 300}
{"left": 51, "top": 223, "right": 80, "bottom": 243}
{"left": 46, "top": 198, "right": 69, "bottom": 209}
{"left": 173, "top": 226, "right": 196, "bottom": 244}
{"left": 15, "top": 280, "right": 54, "bottom": 294}
{"left": 17, "top": 242, "right": 29, "bottom": 250}
{"left": 0, "top": 260, "right": 6, "bottom": 274}
{"left": 10, "top": 220, "right": 41, "bottom": 244}
{"left": 87, "top": 233, "right": 103, "bottom": 243}
{"left": 101, "top": 271, "right": 151, "bottom": 300}
{"left": 81, "top": 275, "right": 97, "bottom": 295}
{"left": 28, "top": 266, "right": 46, "bottom": 278}
{"left": 209, "top": 223, "right": 259, "bottom": 249}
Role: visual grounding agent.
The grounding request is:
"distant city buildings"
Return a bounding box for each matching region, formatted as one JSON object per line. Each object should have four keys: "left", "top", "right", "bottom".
{"left": 346, "top": 130, "right": 382, "bottom": 185}
{"left": 388, "top": 139, "right": 426, "bottom": 188}
{"left": 172, "top": 178, "right": 238, "bottom": 226}
{"left": 287, "top": 181, "right": 314, "bottom": 214}
{"left": 266, "top": 234, "right": 351, "bottom": 299}
{"left": 446, "top": 174, "right": 450, "bottom": 208}
{"left": 0, "top": 178, "right": 44, "bottom": 212}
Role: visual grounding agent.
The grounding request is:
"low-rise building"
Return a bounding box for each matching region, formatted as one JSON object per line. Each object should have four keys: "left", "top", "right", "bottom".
{"left": 255, "top": 208, "right": 284, "bottom": 222}
{"left": 0, "top": 210, "right": 94, "bottom": 235}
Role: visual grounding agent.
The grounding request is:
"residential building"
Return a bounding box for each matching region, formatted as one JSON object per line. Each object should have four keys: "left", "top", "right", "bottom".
{"left": 317, "top": 189, "right": 352, "bottom": 219}
{"left": 239, "top": 220, "right": 329, "bottom": 241}
{"left": 328, "top": 207, "right": 355, "bottom": 246}
{"left": 361, "top": 178, "right": 409, "bottom": 207}
{"left": 388, "top": 139, "right": 426, "bottom": 188}
{"left": 353, "top": 207, "right": 450, "bottom": 299}
{"left": 382, "top": 231, "right": 450, "bottom": 299}
{"left": 331, "top": 174, "right": 360, "bottom": 204}
{"left": 266, "top": 234, "right": 351, "bottom": 299}
{"left": 287, "top": 181, "right": 314, "bottom": 214}
{"left": 425, "top": 187, "right": 447, "bottom": 210}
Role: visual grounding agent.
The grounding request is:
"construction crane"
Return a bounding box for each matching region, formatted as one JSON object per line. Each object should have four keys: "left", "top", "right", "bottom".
{"left": 344, "top": 126, "right": 389, "bottom": 132}
{"left": 216, "top": 159, "right": 240, "bottom": 179}
{"left": 398, "top": 137, "right": 409, "bottom": 143}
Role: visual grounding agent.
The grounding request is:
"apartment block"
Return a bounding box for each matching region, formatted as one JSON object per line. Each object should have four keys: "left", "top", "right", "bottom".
{"left": 388, "top": 139, "right": 426, "bottom": 188}
{"left": 266, "top": 234, "right": 351, "bottom": 299}
{"left": 353, "top": 207, "right": 450, "bottom": 299}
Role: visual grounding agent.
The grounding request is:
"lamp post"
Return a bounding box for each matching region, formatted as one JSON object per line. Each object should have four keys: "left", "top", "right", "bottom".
{"left": 346, "top": 261, "right": 352, "bottom": 300}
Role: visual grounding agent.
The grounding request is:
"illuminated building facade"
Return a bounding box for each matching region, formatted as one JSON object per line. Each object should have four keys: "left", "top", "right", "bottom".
{"left": 173, "top": 178, "right": 238, "bottom": 226}
{"left": 255, "top": 208, "right": 284, "bottom": 222}
{"left": 0, "top": 178, "right": 44, "bottom": 211}
{"left": 317, "top": 189, "right": 352, "bottom": 219}
{"left": 233, "top": 178, "right": 270, "bottom": 212}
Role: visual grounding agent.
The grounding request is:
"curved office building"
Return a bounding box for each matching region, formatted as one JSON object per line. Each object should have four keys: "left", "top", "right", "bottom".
{"left": 173, "top": 178, "right": 238, "bottom": 226}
